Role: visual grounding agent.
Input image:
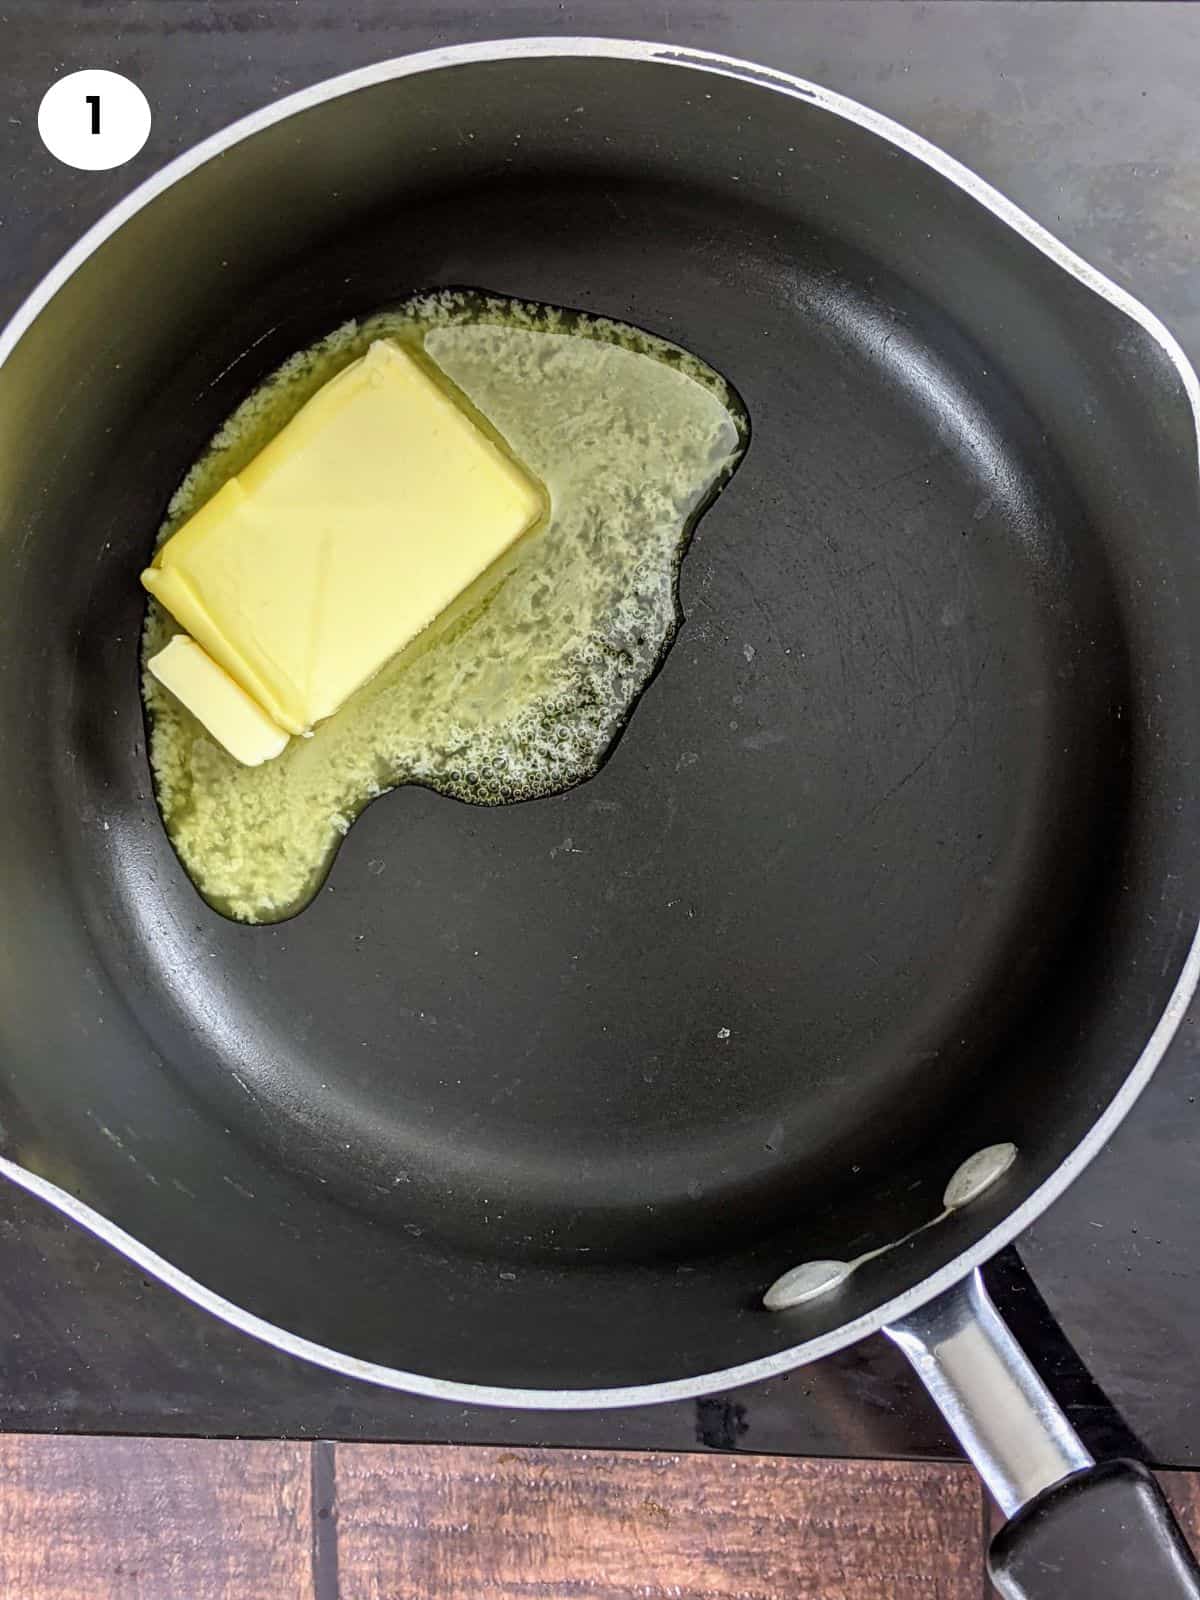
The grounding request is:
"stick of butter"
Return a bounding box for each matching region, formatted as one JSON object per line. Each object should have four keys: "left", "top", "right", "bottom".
{"left": 148, "top": 635, "right": 290, "bottom": 767}
{"left": 142, "top": 339, "right": 546, "bottom": 762}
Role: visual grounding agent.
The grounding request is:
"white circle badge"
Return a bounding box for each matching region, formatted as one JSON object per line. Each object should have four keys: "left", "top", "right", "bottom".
{"left": 38, "top": 70, "right": 151, "bottom": 171}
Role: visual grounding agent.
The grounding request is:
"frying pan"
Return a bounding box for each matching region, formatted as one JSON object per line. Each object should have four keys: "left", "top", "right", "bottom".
{"left": 2, "top": 37, "right": 1199, "bottom": 1596}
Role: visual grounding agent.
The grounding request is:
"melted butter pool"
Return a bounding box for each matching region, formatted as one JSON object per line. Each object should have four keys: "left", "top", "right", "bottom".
{"left": 142, "top": 292, "right": 749, "bottom": 923}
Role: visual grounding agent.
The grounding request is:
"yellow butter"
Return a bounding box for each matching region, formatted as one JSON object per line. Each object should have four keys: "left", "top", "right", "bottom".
{"left": 141, "top": 339, "right": 546, "bottom": 747}
{"left": 148, "top": 635, "right": 290, "bottom": 766}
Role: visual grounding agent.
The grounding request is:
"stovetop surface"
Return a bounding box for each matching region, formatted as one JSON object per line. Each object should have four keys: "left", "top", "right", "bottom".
{"left": 2, "top": 0, "right": 1198, "bottom": 1465}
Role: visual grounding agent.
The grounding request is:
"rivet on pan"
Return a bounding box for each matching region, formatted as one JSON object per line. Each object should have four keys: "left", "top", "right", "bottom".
{"left": 943, "top": 1142, "right": 1018, "bottom": 1211}
{"left": 763, "top": 1258, "right": 852, "bottom": 1311}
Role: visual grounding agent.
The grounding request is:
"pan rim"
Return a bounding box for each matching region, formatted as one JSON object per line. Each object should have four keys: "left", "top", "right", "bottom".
{"left": 3, "top": 34, "right": 1199, "bottom": 1410}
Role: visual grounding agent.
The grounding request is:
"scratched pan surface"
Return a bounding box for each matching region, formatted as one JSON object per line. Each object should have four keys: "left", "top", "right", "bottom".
{"left": 0, "top": 44, "right": 1198, "bottom": 1397}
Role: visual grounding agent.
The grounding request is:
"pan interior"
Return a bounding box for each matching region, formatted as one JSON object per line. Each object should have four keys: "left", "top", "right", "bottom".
{"left": 76, "top": 174, "right": 1124, "bottom": 1253}
{"left": 2, "top": 53, "right": 1195, "bottom": 1392}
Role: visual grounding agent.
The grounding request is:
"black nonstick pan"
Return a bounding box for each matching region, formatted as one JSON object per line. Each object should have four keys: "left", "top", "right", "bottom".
{"left": 3, "top": 39, "right": 1200, "bottom": 1597}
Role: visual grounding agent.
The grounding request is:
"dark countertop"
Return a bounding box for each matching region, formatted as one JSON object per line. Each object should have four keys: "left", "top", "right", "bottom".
{"left": 2, "top": 0, "right": 1199, "bottom": 1465}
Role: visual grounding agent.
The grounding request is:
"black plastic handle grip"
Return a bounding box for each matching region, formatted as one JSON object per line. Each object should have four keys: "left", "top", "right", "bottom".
{"left": 989, "top": 1459, "right": 1200, "bottom": 1600}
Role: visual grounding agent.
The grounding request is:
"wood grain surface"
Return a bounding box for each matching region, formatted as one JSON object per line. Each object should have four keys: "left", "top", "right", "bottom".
{"left": 1163, "top": 1469, "right": 1200, "bottom": 1541}
{"left": 334, "top": 1444, "right": 984, "bottom": 1600}
{"left": 2, "top": 1435, "right": 1199, "bottom": 1600}
{"left": 0, "top": 1436, "right": 314, "bottom": 1600}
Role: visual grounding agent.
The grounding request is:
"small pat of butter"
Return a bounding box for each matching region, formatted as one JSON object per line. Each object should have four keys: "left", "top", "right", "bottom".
{"left": 141, "top": 339, "right": 546, "bottom": 752}
{"left": 148, "top": 635, "right": 290, "bottom": 766}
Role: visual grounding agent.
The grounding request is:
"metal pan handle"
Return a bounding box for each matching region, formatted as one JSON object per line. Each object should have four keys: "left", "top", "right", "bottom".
{"left": 886, "top": 1270, "right": 1200, "bottom": 1599}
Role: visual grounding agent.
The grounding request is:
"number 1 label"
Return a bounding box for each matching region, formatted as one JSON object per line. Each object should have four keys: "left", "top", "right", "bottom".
{"left": 38, "top": 70, "right": 150, "bottom": 170}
